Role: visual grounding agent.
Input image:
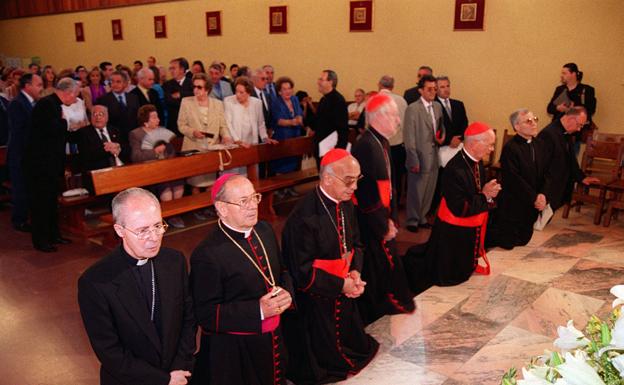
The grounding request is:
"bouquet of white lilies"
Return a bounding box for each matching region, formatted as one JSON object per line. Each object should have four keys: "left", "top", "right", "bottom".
{"left": 501, "top": 285, "right": 624, "bottom": 385}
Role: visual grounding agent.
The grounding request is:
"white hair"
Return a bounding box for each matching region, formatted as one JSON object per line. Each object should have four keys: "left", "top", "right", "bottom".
{"left": 112, "top": 187, "right": 160, "bottom": 225}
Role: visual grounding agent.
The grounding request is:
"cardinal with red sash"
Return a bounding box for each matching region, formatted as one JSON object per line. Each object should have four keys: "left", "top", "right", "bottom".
{"left": 351, "top": 93, "right": 416, "bottom": 325}
{"left": 424, "top": 122, "right": 501, "bottom": 286}
{"left": 190, "top": 174, "right": 294, "bottom": 385}
{"left": 281, "top": 149, "right": 379, "bottom": 385}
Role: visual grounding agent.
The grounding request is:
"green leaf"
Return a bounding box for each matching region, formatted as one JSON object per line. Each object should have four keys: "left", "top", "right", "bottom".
{"left": 601, "top": 323, "right": 612, "bottom": 346}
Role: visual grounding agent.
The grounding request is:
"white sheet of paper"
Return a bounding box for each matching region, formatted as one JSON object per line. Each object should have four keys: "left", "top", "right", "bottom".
{"left": 533, "top": 204, "right": 553, "bottom": 231}
{"left": 439, "top": 143, "right": 463, "bottom": 167}
{"left": 319, "top": 131, "right": 338, "bottom": 157}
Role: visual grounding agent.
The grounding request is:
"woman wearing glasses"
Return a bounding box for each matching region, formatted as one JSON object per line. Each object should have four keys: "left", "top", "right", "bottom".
{"left": 270, "top": 76, "right": 304, "bottom": 198}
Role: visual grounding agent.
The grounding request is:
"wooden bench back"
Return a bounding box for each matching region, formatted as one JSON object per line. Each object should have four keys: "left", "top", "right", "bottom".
{"left": 89, "top": 136, "right": 314, "bottom": 196}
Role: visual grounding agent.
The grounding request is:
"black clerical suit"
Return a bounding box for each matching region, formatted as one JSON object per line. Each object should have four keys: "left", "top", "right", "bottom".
{"left": 538, "top": 119, "right": 586, "bottom": 211}
{"left": 486, "top": 135, "right": 546, "bottom": 249}
{"left": 78, "top": 246, "right": 196, "bottom": 385}
{"left": 22, "top": 93, "right": 67, "bottom": 248}
{"left": 312, "top": 89, "right": 349, "bottom": 161}
{"left": 7, "top": 91, "right": 34, "bottom": 228}
{"left": 424, "top": 150, "right": 495, "bottom": 287}
{"left": 130, "top": 86, "right": 165, "bottom": 123}
{"left": 163, "top": 72, "right": 193, "bottom": 136}
{"left": 95, "top": 92, "right": 140, "bottom": 142}
{"left": 352, "top": 128, "right": 415, "bottom": 325}
{"left": 547, "top": 83, "right": 596, "bottom": 142}
{"left": 403, "top": 86, "right": 420, "bottom": 105}
{"left": 190, "top": 221, "right": 294, "bottom": 385}
{"left": 281, "top": 187, "right": 379, "bottom": 385}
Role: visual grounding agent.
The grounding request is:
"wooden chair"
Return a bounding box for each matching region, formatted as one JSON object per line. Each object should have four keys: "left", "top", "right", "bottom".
{"left": 486, "top": 129, "right": 515, "bottom": 180}
{"left": 593, "top": 131, "right": 624, "bottom": 143}
{"left": 562, "top": 137, "right": 624, "bottom": 225}
{"left": 603, "top": 178, "right": 624, "bottom": 227}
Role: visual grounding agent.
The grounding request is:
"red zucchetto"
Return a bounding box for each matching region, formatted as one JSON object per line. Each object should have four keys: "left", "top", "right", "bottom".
{"left": 211, "top": 173, "right": 239, "bottom": 201}
{"left": 464, "top": 122, "right": 491, "bottom": 136}
{"left": 320, "top": 148, "right": 351, "bottom": 167}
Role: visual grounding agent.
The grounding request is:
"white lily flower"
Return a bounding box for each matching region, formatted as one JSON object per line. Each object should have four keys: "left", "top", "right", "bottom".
{"left": 556, "top": 351, "right": 606, "bottom": 385}
{"left": 611, "top": 285, "right": 624, "bottom": 308}
{"left": 518, "top": 367, "right": 551, "bottom": 385}
{"left": 554, "top": 320, "right": 590, "bottom": 351}
{"left": 598, "top": 314, "right": 624, "bottom": 357}
{"left": 611, "top": 354, "right": 624, "bottom": 377}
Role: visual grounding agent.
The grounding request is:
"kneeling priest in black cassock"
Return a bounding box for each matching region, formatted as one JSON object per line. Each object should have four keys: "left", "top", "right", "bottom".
{"left": 486, "top": 109, "right": 547, "bottom": 250}
{"left": 425, "top": 122, "right": 501, "bottom": 286}
{"left": 351, "top": 93, "right": 416, "bottom": 325}
{"left": 190, "top": 173, "right": 294, "bottom": 385}
{"left": 282, "top": 148, "right": 379, "bottom": 385}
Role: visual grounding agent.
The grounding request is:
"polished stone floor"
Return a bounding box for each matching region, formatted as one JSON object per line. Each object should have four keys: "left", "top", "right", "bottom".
{"left": 1, "top": 195, "right": 623, "bottom": 385}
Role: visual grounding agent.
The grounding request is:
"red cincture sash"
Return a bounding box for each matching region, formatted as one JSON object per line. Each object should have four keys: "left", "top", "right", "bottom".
{"left": 312, "top": 250, "right": 354, "bottom": 278}
{"left": 437, "top": 197, "right": 490, "bottom": 275}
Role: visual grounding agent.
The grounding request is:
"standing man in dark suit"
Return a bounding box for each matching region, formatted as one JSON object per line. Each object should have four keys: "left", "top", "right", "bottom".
{"left": 403, "top": 66, "right": 433, "bottom": 105}
{"left": 262, "top": 64, "right": 277, "bottom": 100}
{"left": 431, "top": 75, "right": 469, "bottom": 210}
{"left": 23, "top": 77, "right": 79, "bottom": 252}
{"left": 403, "top": 75, "right": 445, "bottom": 232}
{"left": 538, "top": 106, "right": 600, "bottom": 212}
{"left": 7, "top": 73, "right": 43, "bottom": 232}
{"left": 162, "top": 57, "right": 193, "bottom": 136}
{"left": 312, "top": 69, "right": 349, "bottom": 165}
{"left": 252, "top": 68, "right": 272, "bottom": 178}
{"left": 71, "top": 105, "right": 126, "bottom": 174}
{"left": 78, "top": 188, "right": 196, "bottom": 385}
{"left": 131, "top": 67, "right": 164, "bottom": 123}
{"left": 96, "top": 71, "right": 140, "bottom": 143}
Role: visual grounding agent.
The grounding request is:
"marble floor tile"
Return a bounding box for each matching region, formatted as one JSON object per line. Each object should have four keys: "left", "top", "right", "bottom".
{"left": 335, "top": 352, "right": 448, "bottom": 385}
{"left": 540, "top": 228, "right": 604, "bottom": 257}
{"left": 551, "top": 258, "right": 624, "bottom": 301}
{"left": 510, "top": 287, "right": 605, "bottom": 338}
{"left": 583, "top": 240, "right": 624, "bottom": 267}
{"left": 501, "top": 249, "right": 579, "bottom": 284}
{"left": 389, "top": 308, "right": 504, "bottom": 377}
{"left": 450, "top": 325, "right": 553, "bottom": 385}
{"left": 456, "top": 275, "right": 548, "bottom": 324}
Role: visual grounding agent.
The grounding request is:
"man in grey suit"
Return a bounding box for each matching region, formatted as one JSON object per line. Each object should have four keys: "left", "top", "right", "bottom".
{"left": 404, "top": 75, "right": 445, "bottom": 232}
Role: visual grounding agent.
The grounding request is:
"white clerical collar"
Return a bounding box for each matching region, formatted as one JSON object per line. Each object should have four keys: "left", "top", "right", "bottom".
{"left": 136, "top": 258, "right": 149, "bottom": 266}
{"left": 222, "top": 220, "right": 252, "bottom": 238}
{"left": 319, "top": 185, "right": 339, "bottom": 204}
{"left": 464, "top": 149, "right": 479, "bottom": 162}
{"left": 21, "top": 90, "right": 34, "bottom": 104}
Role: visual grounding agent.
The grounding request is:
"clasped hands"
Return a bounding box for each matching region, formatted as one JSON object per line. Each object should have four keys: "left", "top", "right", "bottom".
{"left": 534, "top": 193, "right": 547, "bottom": 211}
{"left": 343, "top": 270, "right": 365, "bottom": 298}
{"left": 482, "top": 179, "right": 502, "bottom": 200}
{"left": 259, "top": 286, "right": 292, "bottom": 318}
{"left": 103, "top": 141, "right": 121, "bottom": 156}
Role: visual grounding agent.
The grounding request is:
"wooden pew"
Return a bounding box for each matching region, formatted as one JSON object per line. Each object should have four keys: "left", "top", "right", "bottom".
{"left": 91, "top": 136, "right": 317, "bottom": 224}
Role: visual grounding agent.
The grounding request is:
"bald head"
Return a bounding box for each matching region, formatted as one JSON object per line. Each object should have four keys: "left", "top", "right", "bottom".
{"left": 320, "top": 155, "right": 361, "bottom": 202}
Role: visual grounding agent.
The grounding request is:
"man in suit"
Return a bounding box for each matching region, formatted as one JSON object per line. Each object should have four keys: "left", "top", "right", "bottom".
{"left": 78, "top": 187, "right": 196, "bottom": 385}
{"left": 538, "top": 106, "right": 600, "bottom": 212}
{"left": 208, "top": 63, "right": 233, "bottom": 101}
{"left": 251, "top": 68, "right": 272, "bottom": 179}
{"left": 96, "top": 71, "right": 140, "bottom": 142}
{"left": 131, "top": 67, "right": 164, "bottom": 123}
{"left": 7, "top": 73, "right": 43, "bottom": 232}
{"left": 403, "top": 66, "right": 433, "bottom": 105}
{"left": 72, "top": 105, "right": 126, "bottom": 174}
{"left": 312, "top": 69, "right": 349, "bottom": 164}
{"left": 404, "top": 75, "right": 445, "bottom": 232}
{"left": 431, "top": 76, "right": 470, "bottom": 210}
{"left": 378, "top": 75, "right": 408, "bottom": 205}
{"left": 99, "top": 61, "right": 114, "bottom": 89}
{"left": 163, "top": 57, "right": 193, "bottom": 136}
{"left": 262, "top": 64, "right": 277, "bottom": 99}
{"left": 23, "top": 77, "right": 79, "bottom": 252}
